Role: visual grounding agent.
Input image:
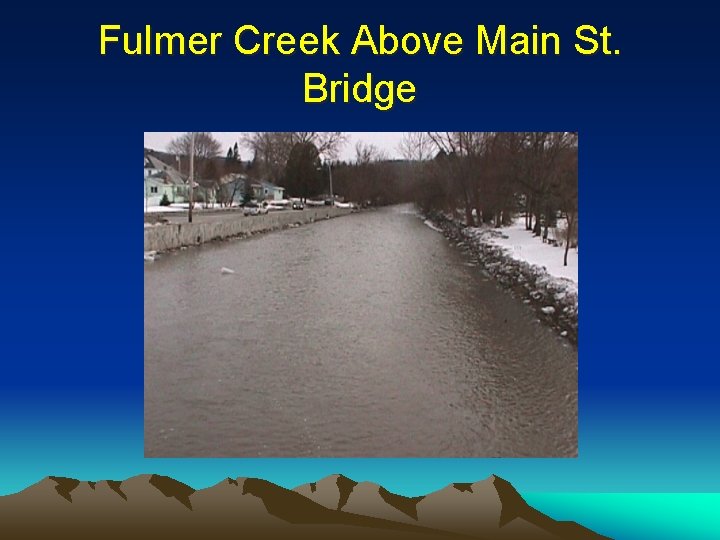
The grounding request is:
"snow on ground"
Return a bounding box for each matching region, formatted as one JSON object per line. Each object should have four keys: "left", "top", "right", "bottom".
{"left": 145, "top": 202, "right": 245, "bottom": 213}
{"left": 167, "top": 202, "right": 231, "bottom": 210}
{"left": 145, "top": 205, "right": 185, "bottom": 213}
{"left": 423, "top": 219, "right": 443, "bottom": 232}
{"left": 466, "top": 219, "right": 578, "bottom": 286}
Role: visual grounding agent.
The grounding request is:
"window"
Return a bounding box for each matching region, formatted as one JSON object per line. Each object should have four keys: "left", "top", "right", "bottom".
{"left": 150, "top": 186, "right": 158, "bottom": 194}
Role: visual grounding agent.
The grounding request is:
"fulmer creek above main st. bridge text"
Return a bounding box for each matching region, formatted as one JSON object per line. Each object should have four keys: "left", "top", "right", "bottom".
{"left": 101, "top": 24, "right": 619, "bottom": 110}
{"left": 100, "top": 24, "right": 619, "bottom": 57}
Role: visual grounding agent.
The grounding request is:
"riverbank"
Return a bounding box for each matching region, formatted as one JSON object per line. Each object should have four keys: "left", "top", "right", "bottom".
{"left": 144, "top": 206, "right": 353, "bottom": 253}
{"left": 423, "top": 212, "right": 578, "bottom": 343}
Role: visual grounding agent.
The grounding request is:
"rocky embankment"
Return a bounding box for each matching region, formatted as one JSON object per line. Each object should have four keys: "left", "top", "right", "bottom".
{"left": 425, "top": 213, "right": 578, "bottom": 344}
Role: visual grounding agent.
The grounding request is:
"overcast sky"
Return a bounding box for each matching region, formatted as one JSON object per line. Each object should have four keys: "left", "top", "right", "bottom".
{"left": 143, "top": 132, "right": 405, "bottom": 162}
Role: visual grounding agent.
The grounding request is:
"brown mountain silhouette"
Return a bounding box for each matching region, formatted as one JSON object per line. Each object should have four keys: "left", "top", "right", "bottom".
{"left": 295, "top": 474, "right": 425, "bottom": 524}
{"left": 0, "top": 474, "right": 610, "bottom": 539}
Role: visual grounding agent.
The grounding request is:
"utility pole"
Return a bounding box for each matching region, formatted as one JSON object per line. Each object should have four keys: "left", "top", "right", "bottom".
{"left": 188, "top": 132, "right": 195, "bottom": 223}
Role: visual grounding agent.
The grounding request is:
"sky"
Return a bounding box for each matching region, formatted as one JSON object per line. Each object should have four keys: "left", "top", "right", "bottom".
{"left": 143, "top": 132, "right": 405, "bottom": 162}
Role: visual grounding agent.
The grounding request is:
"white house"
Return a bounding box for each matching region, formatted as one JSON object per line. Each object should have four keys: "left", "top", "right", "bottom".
{"left": 144, "top": 153, "right": 188, "bottom": 207}
{"left": 144, "top": 176, "right": 166, "bottom": 207}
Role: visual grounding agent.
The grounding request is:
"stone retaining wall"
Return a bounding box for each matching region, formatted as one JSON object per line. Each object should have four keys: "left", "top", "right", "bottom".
{"left": 144, "top": 207, "right": 353, "bottom": 252}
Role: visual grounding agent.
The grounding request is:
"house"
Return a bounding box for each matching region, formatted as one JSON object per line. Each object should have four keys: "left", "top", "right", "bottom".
{"left": 143, "top": 153, "right": 188, "bottom": 206}
{"left": 144, "top": 156, "right": 162, "bottom": 177}
{"left": 251, "top": 181, "right": 285, "bottom": 202}
{"left": 144, "top": 176, "right": 167, "bottom": 207}
{"left": 217, "top": 173, "right": 247, "bottom": 206}
{"left": 194, "top": 178, "right": 219, "bottom": 206}
{"left": 146, "top": 154, "right": 187, "bottom": 190}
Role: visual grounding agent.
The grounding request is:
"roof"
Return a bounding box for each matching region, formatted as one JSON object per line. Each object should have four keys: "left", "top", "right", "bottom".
{"left": 195, "top": 178, "right": 219, "bottom": 189}
{"left": 146, "top": 154, "right": 187, "bottom": 186}
{"left": 147, "top": 171, "right": 182, "bottom": 185}
{"left": 251, "top": 181, "right": 284, "bottom": 190}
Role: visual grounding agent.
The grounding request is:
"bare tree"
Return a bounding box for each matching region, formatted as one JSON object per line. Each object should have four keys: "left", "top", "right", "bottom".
{"left": 398, "top": 132, "right": 435, "bottom": 161}
{"left": 290, "top": 132, "right": 348, "bottom": 159}
{"left": 425, "top": 132, "right": 490, "bottom": 225}
{"left": 355, "top": 141, "right": 387, "bottom": 164}
{"left": 167, "top": 132, "right": 222, "bottom": 199}
{"left": 240, "top": 132, "right": 348, "bottom": 182}
{"left": 328, "top": 140, "right": 400, "bottom": 206}
{"left": 405, "top": 131, "right": 577, "bottom": 267}
{"left": 513, "top": 132, "right": 575, "bottom": 234}
{"left": 551, "top": 134, "right": 578, "bottom": 266}
{"left": 239, "top": 132, "right": 291, "bottom": 182}
{"left": 167, "top": 132, "right": 222, "bottom": 162}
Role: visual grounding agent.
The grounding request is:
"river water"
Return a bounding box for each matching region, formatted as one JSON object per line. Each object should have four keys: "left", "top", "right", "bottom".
{"left": 144, "top": 205, "right": 577, "bottom": 457}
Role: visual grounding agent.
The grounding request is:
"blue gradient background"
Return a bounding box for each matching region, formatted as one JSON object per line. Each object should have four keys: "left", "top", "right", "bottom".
{"left": 1, "top": 1, "right": 718, "bottom": 538}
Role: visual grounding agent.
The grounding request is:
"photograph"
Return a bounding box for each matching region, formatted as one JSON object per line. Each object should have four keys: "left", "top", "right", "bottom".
{"left": 144, "top": 131, "right": 578, "bottom": 458}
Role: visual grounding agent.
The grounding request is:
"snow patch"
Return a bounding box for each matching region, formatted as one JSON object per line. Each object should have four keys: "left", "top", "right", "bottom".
{"left": 144, "top": 205, "right": 185, "bottom": 213}
{"left": 423, "top": 219, "right": 443, "bottom": 232}
{"left": 466, "top": 219, "right": 577, "bottom": 288}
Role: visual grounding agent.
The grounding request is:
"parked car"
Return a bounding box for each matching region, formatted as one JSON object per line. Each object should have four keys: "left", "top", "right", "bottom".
{"left": 292, "top": 200, "right": 305, "bottom": 210}
{"left": 243, "top": 202, "right": 268, "bottom": 216}
{"left": 267, "top": 201, "right": 289, "bottom": 212}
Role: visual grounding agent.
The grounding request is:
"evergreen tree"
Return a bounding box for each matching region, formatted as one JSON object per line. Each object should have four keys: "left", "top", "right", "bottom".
{"left": 284, "top": 141, "right": 322, "bottom": 200}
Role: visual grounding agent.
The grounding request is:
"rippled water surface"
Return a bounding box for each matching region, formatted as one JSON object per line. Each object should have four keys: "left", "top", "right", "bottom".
{"left": 145, "top": 205, "right": 577, "bottom": 457}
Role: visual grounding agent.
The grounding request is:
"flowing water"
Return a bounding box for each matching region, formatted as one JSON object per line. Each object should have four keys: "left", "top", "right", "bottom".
{"left": 145, "top": 205, "right": 577, "bottom": 457}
